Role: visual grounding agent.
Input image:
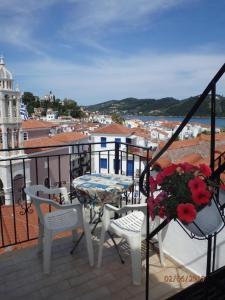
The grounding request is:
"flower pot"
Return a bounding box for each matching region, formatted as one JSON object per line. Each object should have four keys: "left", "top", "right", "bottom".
{"left": 219, "top": 189, "right": 225, "bottom": 206}
{"left": 184, "top": 200, "right": 224, "bottom": 238}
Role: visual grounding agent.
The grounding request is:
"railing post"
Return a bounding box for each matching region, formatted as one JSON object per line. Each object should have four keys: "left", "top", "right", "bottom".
{"left": 207, "top": 84, "right": 216, "bottom": 277}
{"left": 210, "top": 84, "right": 216, "bottom": 171}
{"left": 145, "top": 149, "right": 150, "bottom": 300}
{"left": 114, "top": 142, "right": 120, "bottom": 175}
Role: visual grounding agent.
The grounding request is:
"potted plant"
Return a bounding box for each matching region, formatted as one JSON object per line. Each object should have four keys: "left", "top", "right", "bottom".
{"left": 148, "top": 163, "right": 224, "bottom": 237}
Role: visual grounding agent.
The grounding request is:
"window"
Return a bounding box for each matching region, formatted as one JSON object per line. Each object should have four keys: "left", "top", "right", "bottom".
{"left": 114, "top": 159, "right": 120, "bottom": 171}
{"left": 100, "top": 158, "right": 107, "bottom": 169}
{"left": 23, "top": 132, "right": 28, "bottom": 141}
{"left": 126, "top": 138, "right": 132, "bottom": 144}
{"left": 101, "top": 137, "right": 107, "bottom": 148}
{"left": 115, "top": 138, "right": 121, "bottom": 148}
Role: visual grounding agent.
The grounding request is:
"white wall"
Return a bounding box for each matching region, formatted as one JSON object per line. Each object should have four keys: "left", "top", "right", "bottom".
{"left": 161, "top": 192, "right": 225, "bottom": 276}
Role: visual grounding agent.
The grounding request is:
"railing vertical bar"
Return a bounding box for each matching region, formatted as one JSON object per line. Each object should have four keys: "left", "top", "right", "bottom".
{"left": 145, "top": 149, "right": 150, "bottom": 300}
{"left": 35, "top": 157, "right": 39, "bottom": 185}
{"left": 206, "top": 235, "right": 212, "bottom": 276}
{"left": 210, "top": 84, "right": 216, "bottom": 171}
{"left": 108, "top": 150, "right": 110, "bottom": 174}
{"left": 139, "top": 155, "right": 141, "bottom": 201}
{"left": 99, "top": 152, "right": 101, "bottom": 173}
{"left": 115, "top": 142, "right": 120, "bottom": 175}
{"left": 0, "top": 201, "right": 5, "bottom": 247}
{"left": 58, "top": 155, "right": 62, "bottom": 203}
{"left": 212, "top": 234, "right": 217, "bottom": 272}
{"left": 22, "top": 158, "right": 29, "bottom": 240}
{"left": 120, "top": 150, "right": 122, "bottom": 175}
{"left": 89, "top": 144, "right": 92, "bottom": 174}
{"left": 47, "top": 156, "right": 51, "bottom": 211}
{"left": 69, "top": 153, "right": 72, "bottom": 202}
{"left": 132, "top": 154, "right": 135, "bottom": 204}
{"left": 10, "top": 160, "right": 17, "bottom": 244}
{"left": 126, "top": 144, "right": 128, "bottom": 176}
{"left": 208, "top": 84, "right": 216, "bottom": 277}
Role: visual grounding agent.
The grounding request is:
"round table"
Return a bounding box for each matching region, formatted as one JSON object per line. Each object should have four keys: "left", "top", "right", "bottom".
{"left": 72, "top": 173, "right": 134, "bottom": 205}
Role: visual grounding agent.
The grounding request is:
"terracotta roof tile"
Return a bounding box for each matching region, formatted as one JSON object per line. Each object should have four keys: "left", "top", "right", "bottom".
{"left": 175, "top": 153, "right": 203, "bottom": 164}
{"left": 154, "top": 156, "right": 171, "bottom": 169}
{"left": 22, "top": 120, "right": 55, "bottom": 129}
{"left": 24, "top": 132, "right": 86, "bottom": 153}
{"left": 92, "top": 123, "right": 132, "bottom": 135}
{"left": 159, "top": 137, "right": 200, "bottom": 150}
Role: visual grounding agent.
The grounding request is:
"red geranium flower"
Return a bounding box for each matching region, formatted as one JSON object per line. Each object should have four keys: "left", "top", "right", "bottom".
{"left": 149, "top": 176, "right": 157, "bottom": 192}
{"left": 163, "top": 164, "right": 177, "bottom": 177}
{"left": 158, "top": 206, "right": 166, "bottom": 219}
{"left": 156, "top": 172, "right": 165, "bottom": 185}
{"left": 147, "top": 196, "right": 156, "bottom": 220}
{"left": 192, "top": 189, "right": 211, "bottom": 205}
{"left": 199, "top": 164, "right": 212, "bottom": 177}
{"left": 188, "top": 177, "right": 206, "bottom": 192}
{"left": 177, "top": 203, "right": 197, "bottom": 223}
{"left": 156, "top": 164, "right": 177, "bottom": 185}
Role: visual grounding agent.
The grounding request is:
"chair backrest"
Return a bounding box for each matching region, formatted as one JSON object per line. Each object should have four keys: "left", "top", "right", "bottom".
{"left": 24, "top": 185, "right": 69, "bottom": 225}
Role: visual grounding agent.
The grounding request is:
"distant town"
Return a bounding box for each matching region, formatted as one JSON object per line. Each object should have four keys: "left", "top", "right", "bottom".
{"left": 1, "top": 57, "right": 225, "bottom": 207}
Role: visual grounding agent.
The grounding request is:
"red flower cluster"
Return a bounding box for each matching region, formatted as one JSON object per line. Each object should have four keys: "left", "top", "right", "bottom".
{"left": 188, "top": 177, "right": 211, "bottom": 205}
{"left": 147, "top": 163, "right": 215, "bottom": 224}
{"left": 177, "top": 203, "right": 197, "bottom": 223}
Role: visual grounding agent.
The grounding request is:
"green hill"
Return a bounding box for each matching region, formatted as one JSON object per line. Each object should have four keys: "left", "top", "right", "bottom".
{"left": 86, "top": 95, "right": 225, "bottom": 116}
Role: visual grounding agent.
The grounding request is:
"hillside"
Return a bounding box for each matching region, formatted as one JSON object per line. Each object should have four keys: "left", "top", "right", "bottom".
{"left": 86, "top": 95, "right": 225, "bottom": 116}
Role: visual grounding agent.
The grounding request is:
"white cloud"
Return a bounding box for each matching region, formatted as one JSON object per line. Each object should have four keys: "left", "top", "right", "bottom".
{"left": 0, "top": 0, "right": 189, "bottom": 54}
{"left": 11, "top": 51, "right": 225, "bottom": 104}
{"left": 61, "top": 0, "right": 187, "bottom": 46}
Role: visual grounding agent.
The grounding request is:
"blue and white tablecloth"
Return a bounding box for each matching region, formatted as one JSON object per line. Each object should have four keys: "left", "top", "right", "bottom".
{"left": 73, "top": 173, "right": 134, "bottom": 205}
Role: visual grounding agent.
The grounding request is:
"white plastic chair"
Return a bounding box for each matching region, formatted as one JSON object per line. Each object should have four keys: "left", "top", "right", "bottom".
{"left": 97, "top": 203, "right": 164, "bottom": 285}
{"left": 25, "top": 185, "right": 94, "bottom": 274}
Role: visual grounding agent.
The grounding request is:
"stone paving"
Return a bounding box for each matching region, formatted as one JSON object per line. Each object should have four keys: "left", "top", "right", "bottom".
{"left": 0, "top": 231, "right": 195, "bottom": 300}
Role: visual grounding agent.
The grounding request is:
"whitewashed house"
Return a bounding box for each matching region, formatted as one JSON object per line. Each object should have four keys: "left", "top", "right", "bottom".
{"left": 90, "top": 123, "right": 153, "bottom": 177}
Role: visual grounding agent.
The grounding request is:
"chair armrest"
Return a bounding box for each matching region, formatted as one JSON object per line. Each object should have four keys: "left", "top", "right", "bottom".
{"left": 105, "top": 203, "right": 147, "bottom": 214}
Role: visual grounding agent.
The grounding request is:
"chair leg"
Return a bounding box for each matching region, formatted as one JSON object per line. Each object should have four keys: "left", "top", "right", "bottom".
{"left": 127, "top": 236, "right": 142, "bottom": 285}
{"left": 83, "top": 222, "right": 94, "bottom": 267}
{"left": 43, "top": 231, "right": 53, "bottom": 274}
{"left": 97, "top": 225, "right": 106, "bottom": 268}
{"left": 37, "top": 223, "right": 44, "bottom": 254}
{"left": 72, "top": 229, "right": 77, "bottom": 242}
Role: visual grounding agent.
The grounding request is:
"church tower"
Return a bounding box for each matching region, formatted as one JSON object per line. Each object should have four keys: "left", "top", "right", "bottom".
{"left": 0, "top": 57, "right": 30, "bottom": 205}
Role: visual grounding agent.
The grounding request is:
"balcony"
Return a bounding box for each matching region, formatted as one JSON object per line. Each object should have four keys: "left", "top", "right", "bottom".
{"left": 0, "top": 229, "right": 194, "bottom": 300}
{"left": 0, "top": 141, "right": 195, "bottom": 299}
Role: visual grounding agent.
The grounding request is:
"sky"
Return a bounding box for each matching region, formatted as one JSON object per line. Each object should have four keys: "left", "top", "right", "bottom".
{"left": 1, "top": 0, "right": 225, "bottom": 105}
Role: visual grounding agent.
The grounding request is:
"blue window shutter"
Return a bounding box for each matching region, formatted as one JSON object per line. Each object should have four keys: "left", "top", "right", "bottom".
{"left": 115, "top": 138, "right": 121, "bottom": 148}
{"left": 100, "top": 158, "right": 107, "bottom": 169}
{"left": 127, "top": 160, "right": 134, "bottom": 176}
{"left": 101, "top": 137, "right": 107, "bottom": 148}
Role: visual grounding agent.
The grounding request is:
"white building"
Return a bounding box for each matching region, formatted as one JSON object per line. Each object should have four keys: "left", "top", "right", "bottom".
{"left": 0, "top": 57, "right": 31, "bottom": 205}
{"left": 46, "top": 109, "right": 58, "bottom": 121}
{"left": 90, "top": 123, "right": 153, "bottom": 177}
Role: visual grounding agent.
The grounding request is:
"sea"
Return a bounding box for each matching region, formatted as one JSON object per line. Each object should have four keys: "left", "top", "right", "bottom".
{"left": 123, "top": 115, "right": 225, "bottom": 129}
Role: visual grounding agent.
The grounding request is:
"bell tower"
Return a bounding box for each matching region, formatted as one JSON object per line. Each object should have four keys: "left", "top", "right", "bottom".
{"left": 0, "top": 56, "right": 30, "bottom": 205}
{"left": 0, "top": 56, "right": 24, "bottom": 155}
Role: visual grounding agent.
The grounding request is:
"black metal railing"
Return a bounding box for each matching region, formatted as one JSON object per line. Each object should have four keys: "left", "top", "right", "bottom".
{"left": 0, "top": 141, "right": 151, "bottom": 249}
{"left": 139, "top": 63, "right": 225, "bottom": 299}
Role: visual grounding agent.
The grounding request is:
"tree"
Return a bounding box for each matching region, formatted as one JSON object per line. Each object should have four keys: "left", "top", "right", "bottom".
{"left": 22, "top": 92, "right": 37, "bottom": 115}
{"left": 111, "top": 113, "right": 124, "bottom": 124}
